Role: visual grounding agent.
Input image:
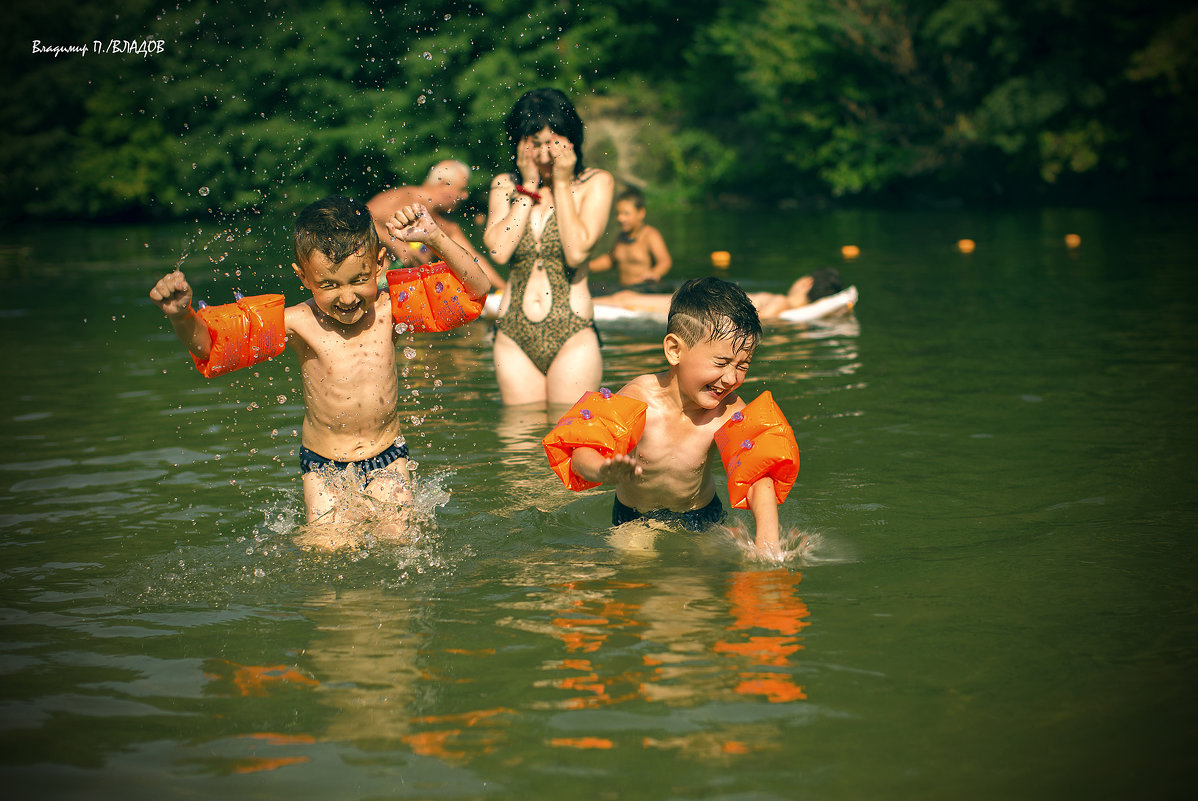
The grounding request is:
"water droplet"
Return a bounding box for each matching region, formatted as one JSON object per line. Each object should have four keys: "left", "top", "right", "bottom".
{"left": 403, "top": 347, "right": 417, "bottom": 359}
{"left": 198, "top": 186, "right": 210, "bottom": 196}
{"left": 422, "top": 51, "right": 432, "bottom": 60}
{"left": 276, "top": 395, "right": 287, "bottom": 405}
{"left": 253, "top": 568, "right": 265, "bottom": 578}
{"left": 417, "top": 94, "right": 426, "bottom": 105}
{"left": 433, "top": 379, "right": 442, "bottom": 388}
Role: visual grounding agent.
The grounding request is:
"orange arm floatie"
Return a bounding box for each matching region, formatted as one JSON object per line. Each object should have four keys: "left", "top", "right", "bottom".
{"left": 713, "top": 391, "right": 800, "bottom": 509}
{"left": 542, "top": 389, "right": 648, "bottom": 491}
{"left": 387, "top": 262, "right": 484, "bottom": 332}
{"left": 191, "top": 294, "right": 287, "bottom": 378}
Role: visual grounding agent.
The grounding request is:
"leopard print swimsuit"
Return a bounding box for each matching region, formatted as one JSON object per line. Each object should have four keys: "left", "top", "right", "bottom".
{"left": 495, "top": 209, "right": 594, "bottom": 373}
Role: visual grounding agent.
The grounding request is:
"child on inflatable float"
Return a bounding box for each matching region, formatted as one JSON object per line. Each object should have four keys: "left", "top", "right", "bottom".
{"left": 542, "top": 277, "right": 800, "bottom": 556}
{"left": 149, "top": 196, "right": 491, "bottom": 534}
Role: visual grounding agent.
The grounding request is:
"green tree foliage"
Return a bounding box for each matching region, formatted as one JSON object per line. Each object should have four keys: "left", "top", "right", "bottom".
{"left": 687, "top": 0, "right": 1196, "bottom": 199}
{"left": 4, "top": 0, "right": 1196, "bottom": 220}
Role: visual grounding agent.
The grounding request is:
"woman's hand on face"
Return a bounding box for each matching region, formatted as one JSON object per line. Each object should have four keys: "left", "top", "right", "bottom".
{"left": 517, "top": 137, "right": 540, "bottom": 191}
{"left": 549, "top": 136, "right": 576, "bottom": 183}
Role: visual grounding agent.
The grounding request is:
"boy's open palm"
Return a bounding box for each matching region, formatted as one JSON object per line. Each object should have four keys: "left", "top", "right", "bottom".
{"left": 598, "top": 452, "right": 641, "bottom": 484}
{"left": 149, "top": 270, "right": 194, "bottom": 318}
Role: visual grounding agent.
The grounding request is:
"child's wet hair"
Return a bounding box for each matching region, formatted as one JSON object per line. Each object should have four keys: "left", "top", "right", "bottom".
{"left": 506, "top": 87, "right": 586, "bottom": 176}
{"left": 667, "top": 277, "right": 762, "bottom": 354}
{"left": 617, "top": 186, "right": 646, "bottom": 209}
{"left": 808, "top": 268, "right": 844, "bottom": 302}
{"left": 294, "top": 196, "right": 379, "bottom": 266}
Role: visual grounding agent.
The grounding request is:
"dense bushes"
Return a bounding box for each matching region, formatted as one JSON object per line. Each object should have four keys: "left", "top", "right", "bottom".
{"left": 5, "top": 0, "right": 1195, "bottom": 221}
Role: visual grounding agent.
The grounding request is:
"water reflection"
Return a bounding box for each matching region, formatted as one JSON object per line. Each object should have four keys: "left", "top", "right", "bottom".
{"left": 502, "top": 564, "right": 811, "bottom": 737}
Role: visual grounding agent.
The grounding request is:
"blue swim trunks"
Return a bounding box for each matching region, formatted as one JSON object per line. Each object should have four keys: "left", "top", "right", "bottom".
{"left": 299, "top": 442, "right": 409, "bottom": 476}
{"left": 612, "top": 495, "right": 726, "bottom": 532}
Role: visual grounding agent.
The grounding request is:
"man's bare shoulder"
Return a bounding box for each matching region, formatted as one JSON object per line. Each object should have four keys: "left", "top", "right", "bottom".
{"left": 367, "top": 186, "right": 419, "bottom": 214}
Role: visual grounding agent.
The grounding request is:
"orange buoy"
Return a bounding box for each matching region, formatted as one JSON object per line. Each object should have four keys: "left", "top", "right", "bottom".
{"left": 840, "top": 245, "right": 860, "bottom": 259}
{"left": 711, "top": 251, "right": 731, "bottom": 269}
{"left": 957, "top": 239, "right": 976, "bottom": 254}
{"left": 1064, "top": 233, "right": 1081, "bottom": 249}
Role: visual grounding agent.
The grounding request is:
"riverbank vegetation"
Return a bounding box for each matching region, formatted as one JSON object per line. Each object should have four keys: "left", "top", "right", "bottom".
{"left": 5, "top": 0, "right": 1195, "bottom": 220}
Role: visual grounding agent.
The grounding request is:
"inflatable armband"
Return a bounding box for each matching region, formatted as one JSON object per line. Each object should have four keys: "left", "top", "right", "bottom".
{"left": 191, "top": 294, "right": 287, "bottom": 378}
{"left": 714, "top": 391, "right": 800, "bottom": 509}
{"left": 387, "top": 262, "right": 484, "bottom": 332}
{"left": 543, "top": 389, "right": 648, "bottom": 491}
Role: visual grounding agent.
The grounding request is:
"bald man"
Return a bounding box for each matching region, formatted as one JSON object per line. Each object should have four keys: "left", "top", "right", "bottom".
{"left": 368, "top": 160, "right": 502, "bottom": 287}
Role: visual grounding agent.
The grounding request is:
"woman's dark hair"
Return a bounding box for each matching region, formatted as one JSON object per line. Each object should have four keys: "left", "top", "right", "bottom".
{"left": 505, "top": 88, "right": 586, "bottom": 176}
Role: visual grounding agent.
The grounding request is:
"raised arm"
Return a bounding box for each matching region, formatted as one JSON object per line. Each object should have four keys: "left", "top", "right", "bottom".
{"left": 149, "top": 270, "right": 212, "bottom": 358}
{"left": 483, "top": 172, "right": 536, "bottom": 266}
{"left": 440, "top": 218, "right": 506, "bottom": 290}
{"left": 549, "top": 141, "right": 614, "bottom": 267}
{"left": 387, "top": 204, "right": 492, "bottom": 299}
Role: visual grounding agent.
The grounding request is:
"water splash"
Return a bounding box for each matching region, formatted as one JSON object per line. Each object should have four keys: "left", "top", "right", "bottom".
{"left": 725, "top": 527, "right": 855, "bottom": 567}
{"left": 113, "top": 470, "right": 458, "bottom": 606}
{"left": 291, "top": 466, "right": 452, "bottom": 552}
{"left": 173, "top": 230, "right": 225, "bottom": 271}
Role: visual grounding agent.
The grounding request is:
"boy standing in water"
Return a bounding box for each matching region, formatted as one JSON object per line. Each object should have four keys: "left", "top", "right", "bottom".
{"left": 589, "top": 187, "right": 673, "bottom": 291}
{"left": 149, "top": 196, "right": 491, "bottom": 533}
{"left": 544, "top": 277, "right": 799, "bottom": 556}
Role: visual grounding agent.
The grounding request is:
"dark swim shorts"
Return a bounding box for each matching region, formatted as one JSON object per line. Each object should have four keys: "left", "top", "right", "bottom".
{"left": 611, "top": 495, "right": 726, "bottom": 532}
{"left": 299, "top": 442, "right": 409, "bottom": 476}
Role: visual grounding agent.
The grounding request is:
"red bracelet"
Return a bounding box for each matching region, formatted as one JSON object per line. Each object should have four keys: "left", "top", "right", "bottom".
{"left": 514, "top": 185, "right": 541, "bottom": 202}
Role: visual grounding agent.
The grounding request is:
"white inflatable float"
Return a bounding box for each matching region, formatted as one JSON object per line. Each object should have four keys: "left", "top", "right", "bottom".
{"left": 482, "top": 285, "right": 858, "bottom": 325}
{"left": 775, "top": 285, "right": 858, "bottom": 323}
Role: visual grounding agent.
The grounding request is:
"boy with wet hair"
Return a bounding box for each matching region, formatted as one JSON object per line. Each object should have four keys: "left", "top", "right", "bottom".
{"left": 545, "top": 277, "right": 799, "bottom": 556}
{"left": 150, "top": 196, "right": 491, "bottom": 535}
{"left": 588, "top": 186, "right": 673, "bottom": 291}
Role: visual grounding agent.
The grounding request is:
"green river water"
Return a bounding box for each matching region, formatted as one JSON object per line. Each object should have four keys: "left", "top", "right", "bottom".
{"left": 0, "top": 204, "right": 1194, "bottom": 800}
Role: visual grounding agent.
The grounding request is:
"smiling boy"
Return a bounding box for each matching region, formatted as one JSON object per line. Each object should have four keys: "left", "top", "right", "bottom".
{"left": 149, "top": 196, "right": 491, "bottom": 529}
{"left": 544, "top": 277, "right": 799, "bottom": 555}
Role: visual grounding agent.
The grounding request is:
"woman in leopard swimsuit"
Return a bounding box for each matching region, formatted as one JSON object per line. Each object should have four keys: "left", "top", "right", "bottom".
{"left": 484, "top": 88, "right": 614, "bottom": 406}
